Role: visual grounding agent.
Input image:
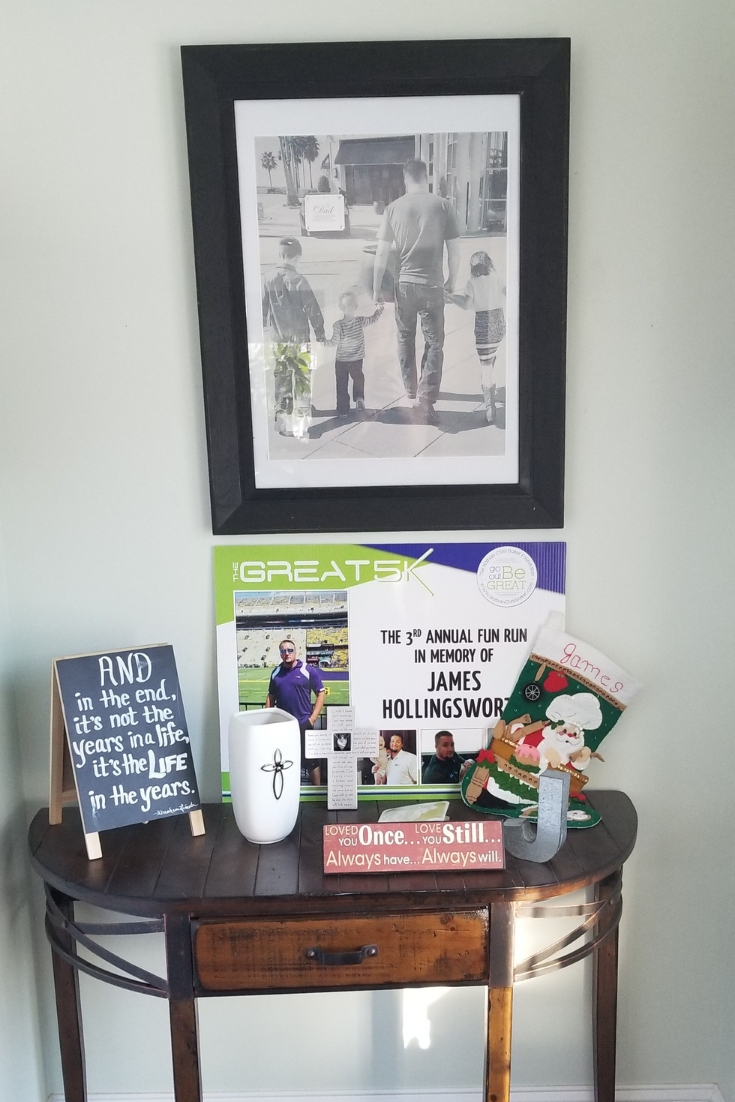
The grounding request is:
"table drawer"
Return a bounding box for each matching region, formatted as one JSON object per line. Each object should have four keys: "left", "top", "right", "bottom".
{"left": 194, "top": 911, "right": 488, "bottom": 992}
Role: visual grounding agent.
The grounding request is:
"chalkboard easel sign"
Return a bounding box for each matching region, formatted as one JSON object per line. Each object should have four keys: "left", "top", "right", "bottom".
{"left": 50, "top": 645, "right": 204, "bottom": 859}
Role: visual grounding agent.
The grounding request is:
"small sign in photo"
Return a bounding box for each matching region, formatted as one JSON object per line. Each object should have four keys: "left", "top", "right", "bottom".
{"left": 302, "top": 192, "right": 346, "bottom": 233}
{"left": 50, "top": 644, "right": 204, "bottom": 859}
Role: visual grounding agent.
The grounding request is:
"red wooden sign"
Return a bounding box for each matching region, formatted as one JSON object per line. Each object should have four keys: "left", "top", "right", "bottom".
{"left": 323, "top": 819, "right": 504, "bottom": 874}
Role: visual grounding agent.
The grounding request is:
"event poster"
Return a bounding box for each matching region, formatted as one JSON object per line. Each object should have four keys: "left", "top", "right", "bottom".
{"left": 214, "top": 543, "right": 565, "bottom": 800}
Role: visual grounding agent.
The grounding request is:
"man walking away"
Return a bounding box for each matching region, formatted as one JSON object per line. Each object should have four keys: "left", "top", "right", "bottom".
{"left": 372, "top": 160, "right": 460, "bottom": 425}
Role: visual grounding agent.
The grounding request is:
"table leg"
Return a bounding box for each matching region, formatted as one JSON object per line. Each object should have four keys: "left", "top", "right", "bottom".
{"left": 165, "top": 913, "right": 202, "bottom": 1102}
{"left": 486, "top": 902, "right": 515, "bottom": 1102}
{"left": 48, "top": 889, "right": 87, "bottom": 1102}
{"left": 487, "top": 986, "right": 513, "bottom": 1102}
{"left": 593, "top": 871, "right": 621, "bottom": 1102}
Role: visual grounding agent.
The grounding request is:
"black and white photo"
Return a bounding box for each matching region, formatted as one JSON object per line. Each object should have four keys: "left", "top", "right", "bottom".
{"left": 238, "top": 102, "right": 521, "bottom": 492}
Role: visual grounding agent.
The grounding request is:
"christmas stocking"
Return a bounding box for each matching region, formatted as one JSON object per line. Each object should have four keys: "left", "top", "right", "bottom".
{"left": 461, "top": 617, "right": 640, "bottom": 828}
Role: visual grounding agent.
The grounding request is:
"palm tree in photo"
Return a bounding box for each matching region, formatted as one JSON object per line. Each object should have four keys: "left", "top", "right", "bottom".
{"left": 278, "top": 137, "right": 299, "bottom": 206}
{"left": 280, "top": 137, "right": 302, "bottom": 191}
{"left": 289, "top": 137, "right": 306, "bottom": 191}
{"left": 261, "top": 150, "right": 277, "bottom": 190}
{"left": 300, "top": 136, "right": 320, "bottom": 189}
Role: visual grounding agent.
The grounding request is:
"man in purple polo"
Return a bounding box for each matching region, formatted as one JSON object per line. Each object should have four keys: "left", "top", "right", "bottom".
{"left": 266, "top": 639, "right": 326, "bottom": 785}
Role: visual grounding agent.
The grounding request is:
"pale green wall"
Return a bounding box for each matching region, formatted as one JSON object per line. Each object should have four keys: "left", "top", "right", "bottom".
{"left": 719, "top": 925, "right": 735, "bottom": 1100}
{"left": 0, "top": 0, "right": 734, "bottom": 1096}
{"left": 0, "top": 525, "right": 46, "bottom": 1101}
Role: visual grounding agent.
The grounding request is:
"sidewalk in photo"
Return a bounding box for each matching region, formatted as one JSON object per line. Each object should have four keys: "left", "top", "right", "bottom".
{"left": 264, "top": 230, "right": 508, "bottom": 462}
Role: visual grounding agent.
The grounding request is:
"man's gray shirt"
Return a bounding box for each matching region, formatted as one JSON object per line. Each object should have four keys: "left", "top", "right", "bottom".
{"left": 378, "top": 191, "right": 460, "bottom": 288}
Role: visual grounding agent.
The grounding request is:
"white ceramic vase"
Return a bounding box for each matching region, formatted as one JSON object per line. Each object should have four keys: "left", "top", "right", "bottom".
{"left": 228, "top": 707, "right": 301, "bottom": 844}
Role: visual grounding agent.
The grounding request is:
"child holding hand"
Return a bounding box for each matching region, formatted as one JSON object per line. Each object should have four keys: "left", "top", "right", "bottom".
{"left": 324, "top": 292, "right": 384, "bottom": 417}
{"left": 446, "top": 251, "right": 506, "bottom": 424}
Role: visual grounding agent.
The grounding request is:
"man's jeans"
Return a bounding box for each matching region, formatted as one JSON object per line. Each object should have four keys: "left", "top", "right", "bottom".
{"left": 394, "top": 281, "right": 445, "bottom": 406}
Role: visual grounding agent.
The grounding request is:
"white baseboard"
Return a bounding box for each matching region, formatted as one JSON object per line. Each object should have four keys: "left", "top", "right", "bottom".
{"left": 47, "top": 1085, "right": 727, "bottom": 1102}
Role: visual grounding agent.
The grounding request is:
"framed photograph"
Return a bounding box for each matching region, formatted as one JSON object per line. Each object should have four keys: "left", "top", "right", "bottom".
{"left": 181, "top": 39, "right": 569, "bottom": 533}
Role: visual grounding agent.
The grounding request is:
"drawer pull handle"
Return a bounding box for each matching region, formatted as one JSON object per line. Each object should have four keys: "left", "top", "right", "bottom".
{"left": 304, "top": 944, "right": 379, "bottom": 966}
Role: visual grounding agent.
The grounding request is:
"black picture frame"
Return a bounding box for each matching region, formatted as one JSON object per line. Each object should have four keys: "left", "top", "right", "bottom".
{"left": 181, "top": 38, "right": 569, "bottom": 534}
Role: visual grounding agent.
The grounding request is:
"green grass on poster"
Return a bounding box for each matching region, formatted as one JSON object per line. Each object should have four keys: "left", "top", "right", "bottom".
{"left": 237, "top": 667, "right": 350, "bottom": 707}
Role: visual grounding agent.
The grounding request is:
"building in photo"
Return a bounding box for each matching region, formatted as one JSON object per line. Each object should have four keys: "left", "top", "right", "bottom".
{"left": 416, "top": 131, "right": 508, "bottom": 233}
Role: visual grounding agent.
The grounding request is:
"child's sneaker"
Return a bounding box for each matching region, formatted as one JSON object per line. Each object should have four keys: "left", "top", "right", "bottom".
{"left": 356, "top": 399, "right": 365, "bottom": 412}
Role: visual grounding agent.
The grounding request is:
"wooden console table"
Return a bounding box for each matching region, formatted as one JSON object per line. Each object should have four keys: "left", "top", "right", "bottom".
{"left": 29, "top": 791, "right": 636, "bottom": 1102}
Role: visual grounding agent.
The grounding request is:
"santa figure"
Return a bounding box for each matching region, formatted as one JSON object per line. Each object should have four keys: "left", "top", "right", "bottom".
{"left": 514, "top": 692, "right": 603, "bottom": 774}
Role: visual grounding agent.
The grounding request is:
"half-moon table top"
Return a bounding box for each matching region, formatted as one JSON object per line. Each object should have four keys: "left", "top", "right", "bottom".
{"left": 29, "top": 791, "right": 636, "bottom": 919}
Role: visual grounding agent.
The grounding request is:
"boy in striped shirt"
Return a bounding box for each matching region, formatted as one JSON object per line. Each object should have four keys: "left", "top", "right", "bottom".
{"left": 325, "top": 292, "right": 384, "bottom": 417}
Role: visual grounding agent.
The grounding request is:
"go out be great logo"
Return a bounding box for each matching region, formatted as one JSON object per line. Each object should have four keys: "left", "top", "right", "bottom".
{"left": 477, "top": 546, "right": 538, "bottom": 608}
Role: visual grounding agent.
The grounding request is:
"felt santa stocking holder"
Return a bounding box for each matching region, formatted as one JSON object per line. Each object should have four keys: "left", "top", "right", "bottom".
{"left": 461, "top": 617, "right": 640, "bottom": 828}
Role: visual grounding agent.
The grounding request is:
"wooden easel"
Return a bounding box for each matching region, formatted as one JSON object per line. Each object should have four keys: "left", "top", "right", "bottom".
{"left": 49, "top": 658, "right": 205, "bottom": 861}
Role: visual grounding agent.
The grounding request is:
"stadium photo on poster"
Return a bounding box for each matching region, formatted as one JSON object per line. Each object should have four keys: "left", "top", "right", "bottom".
{"left": 235, "top": 590, "right": 349, "bottom": 708}
{"left": 234, "top": 589, "right": 349, "bottom": 786}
